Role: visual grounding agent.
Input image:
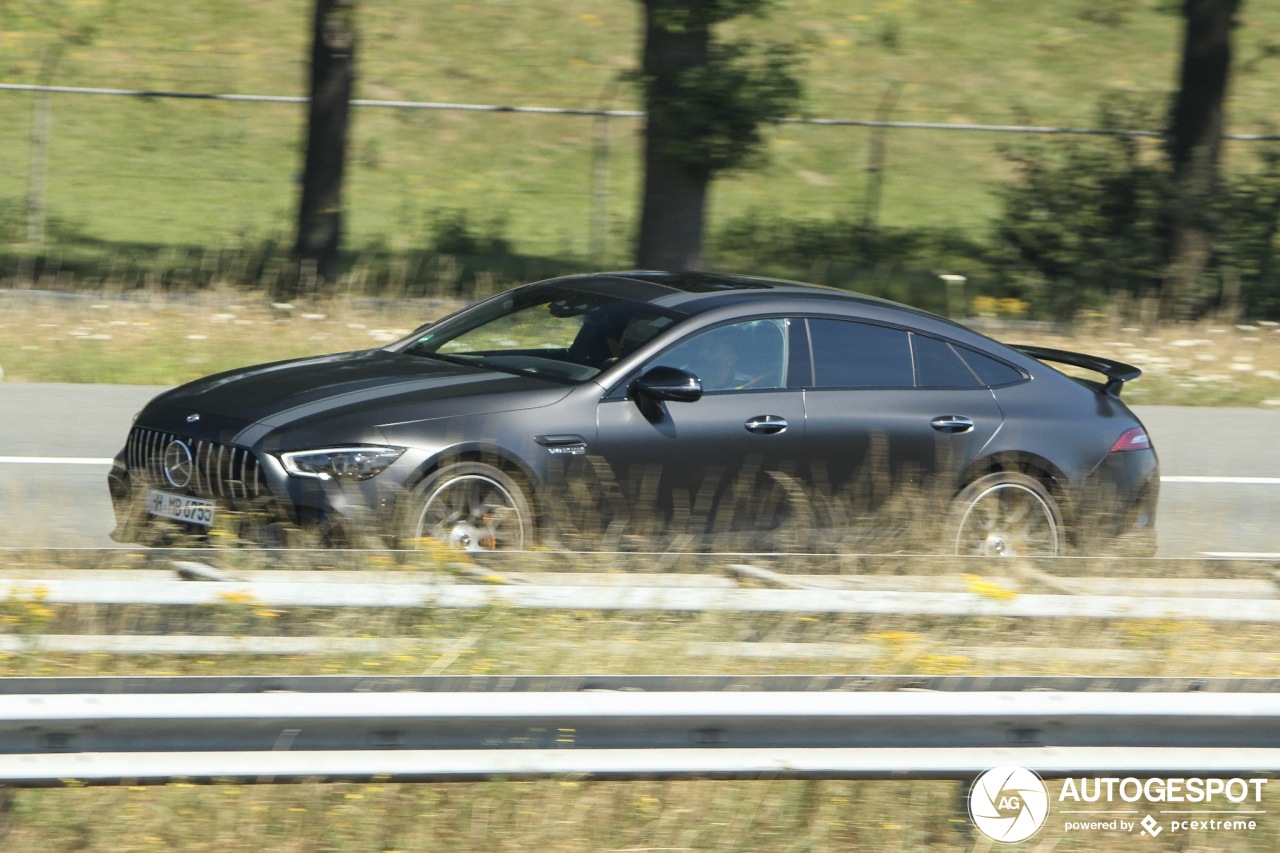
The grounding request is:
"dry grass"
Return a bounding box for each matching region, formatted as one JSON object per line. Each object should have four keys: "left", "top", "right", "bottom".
{"left": 1012, "top": 315, "right": 1280, "bottom": 409}
{"left": 1, "top": 545, "right": 1277, "bottom": 682}
{"left": 4, "top": 558, "right": 1280, "bottom": 852}
{"left": 0, "top": 291, "right": 464, "bottom": 386}
{"left": 2, "top": 548, "right": 1280, "bottom": 850}
{"left": 0, "top": 778, "right": 1003, "bottom": 853}
{"left": 12, "top": 775, "right": 1280, "bottom": 852}
{"left": 1, "top": 290, "right": 1279, "bottom": 405}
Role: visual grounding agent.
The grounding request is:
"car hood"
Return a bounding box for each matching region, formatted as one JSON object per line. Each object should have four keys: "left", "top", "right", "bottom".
{"left": 140, "top": 349, "right": 574, "bottom": 445}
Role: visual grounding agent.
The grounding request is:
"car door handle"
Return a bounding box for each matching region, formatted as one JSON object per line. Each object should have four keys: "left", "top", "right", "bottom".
{"left": 931, "top": 415, "right": 975, "bottom": 434}
{"left": 744, "top": 415, "right": 788, "bottom": 435}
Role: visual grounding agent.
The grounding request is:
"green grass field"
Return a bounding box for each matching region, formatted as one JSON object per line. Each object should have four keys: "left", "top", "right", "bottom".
{"left": 2, "top": 0, "right": 1279, "bottom": 263}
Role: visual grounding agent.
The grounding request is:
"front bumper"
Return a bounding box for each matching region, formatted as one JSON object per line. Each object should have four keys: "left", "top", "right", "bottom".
{"left": 107, "top": 437, "right": 407, "bottom": 547}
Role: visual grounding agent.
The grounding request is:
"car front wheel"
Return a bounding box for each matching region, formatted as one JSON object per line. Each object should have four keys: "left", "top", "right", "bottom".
{"left": 952, "top": 471, "right": 1063, "bottom": 557}
{"left": 402, "top": 462, "right": 532, "bottom": 551}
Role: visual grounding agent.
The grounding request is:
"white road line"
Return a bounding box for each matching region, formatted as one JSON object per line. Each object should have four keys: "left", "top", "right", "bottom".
{"left": 1202, "top": 552, "right": 1280, "bottom": 560}
{"left": 1162, "top": 476, "right": 1280, "bottom": 485}
{"left": 0, "top": 457, "right": 113, "bottom": 465}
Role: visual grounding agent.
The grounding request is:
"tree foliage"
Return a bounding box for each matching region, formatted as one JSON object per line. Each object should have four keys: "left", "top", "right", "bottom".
{"left": 1216, "top": 142, "right": 1280, "bottom": 318}
{"left": 639, "top": 40, "right": 802, "bottom": 178}
{"left": 994, "top": 102, "right": 1169, "bottom": 318}
{"left": 633, "top": 0, "right": 803, "bottom": 270}
{"left": 992, "top": 99, "right": 1280, "bottom": 320}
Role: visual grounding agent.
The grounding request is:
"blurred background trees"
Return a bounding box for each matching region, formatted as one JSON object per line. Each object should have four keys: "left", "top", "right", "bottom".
{"left": 633, "top": 0, "right": 802, "bottom": 270}
{"left": 3, "top": 0, "right": 1279, "bottom": 321}
{"left": 1162, "top": 0, "right": 1242, "bottom": 319}
{"left": 292, "top": 0, "right": 357, "bottom": 297}
{"left": 994, "top": 0, "right": 1271, "bottom": 321}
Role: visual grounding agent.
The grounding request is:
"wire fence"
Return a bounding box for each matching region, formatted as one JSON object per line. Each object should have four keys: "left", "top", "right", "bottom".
{"left": 8, "top": 83, "right": 1280, "bottom": 139}
{"left": 3, "top": 83, "right": 1278, "bottom": 264}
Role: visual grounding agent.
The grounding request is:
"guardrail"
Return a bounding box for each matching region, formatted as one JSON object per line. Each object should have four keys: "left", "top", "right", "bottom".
{"left": 4, "top": 575, "right": 1279, "bottom": 621}
{"left": 2, "top": 675, "right": 1279, "bottom": 786}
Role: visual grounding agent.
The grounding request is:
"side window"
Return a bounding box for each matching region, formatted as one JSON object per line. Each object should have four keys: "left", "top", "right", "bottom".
{"left": 955, "top": 345, "right": 1026, "bottom": 387}
{"left": 911, "top": 334, "right": 983, "bottom": 388}
{"left": 650, "top": 319, "right": 789, "bottom": 393}
{"left": 807, "top": 318, "right": 913, "bottom": 388}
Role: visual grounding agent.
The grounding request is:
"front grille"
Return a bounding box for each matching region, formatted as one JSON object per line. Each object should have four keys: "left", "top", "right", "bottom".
{"left": 125, "top": 427, "right": 265, "bottom": 501}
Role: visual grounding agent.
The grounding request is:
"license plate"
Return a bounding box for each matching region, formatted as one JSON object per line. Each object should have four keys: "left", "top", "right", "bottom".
{"left": 147, "top": 488, "right": 216, "bottom": 527}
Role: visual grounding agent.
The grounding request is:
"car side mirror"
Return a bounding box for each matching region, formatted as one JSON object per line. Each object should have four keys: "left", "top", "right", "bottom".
{"left": 632, "top": 366, "right": 703, "bottom": 403}
{"left": 630, "top": 366, "right": 702, "bottom": 420}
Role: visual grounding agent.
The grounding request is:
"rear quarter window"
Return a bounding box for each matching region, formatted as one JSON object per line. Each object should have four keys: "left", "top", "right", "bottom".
{"left": 955, "top": 344, "right": 1026, "bottom": 387}
{"left": 911, "top": 334, "right": 983, "bottom": 388}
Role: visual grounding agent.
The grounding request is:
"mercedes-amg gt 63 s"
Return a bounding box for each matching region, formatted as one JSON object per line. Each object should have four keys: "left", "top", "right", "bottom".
{"left": 108, "top": 271, "right": 1158, "bottom": 556}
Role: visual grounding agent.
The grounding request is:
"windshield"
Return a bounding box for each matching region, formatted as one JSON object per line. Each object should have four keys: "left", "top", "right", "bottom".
{"left": 400, "top": 285, "right": 681, "bottom": 383}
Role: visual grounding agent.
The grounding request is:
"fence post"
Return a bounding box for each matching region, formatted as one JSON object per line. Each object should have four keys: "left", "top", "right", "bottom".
{"left": 25, "top": 90, "right": 51, "bottom": 245}
{"left": 590, "top": 82, "right": 618, "bottom": 266}
{"left": 940, "top": 274, "right": 967, "bottom": 318}
{"left": 861, "top": 81, "right": 900, "bottom": 236}
{"left": 25, "top": 46, "right": 63, "bottom": 246}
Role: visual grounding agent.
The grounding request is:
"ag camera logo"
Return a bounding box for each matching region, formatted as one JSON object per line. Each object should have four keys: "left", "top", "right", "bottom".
{"left": 969, "top": 765, "right": 1051, "bottom": 843}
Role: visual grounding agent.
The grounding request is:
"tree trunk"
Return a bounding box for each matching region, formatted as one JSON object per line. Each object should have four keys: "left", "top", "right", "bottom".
{"left": 293, "top": 0, "right": 356, "bottom": 294}
{"left": 635, "top": 1, "right": 710, "bottom": 271}
{"left": 637, "top": 149, "right": 709, "bottom": 271}
{"left": 1161, "top": 0, "right": 1240, "bottom": 319}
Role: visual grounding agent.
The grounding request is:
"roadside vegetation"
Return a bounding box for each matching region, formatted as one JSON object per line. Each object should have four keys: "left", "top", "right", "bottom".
{"left": 1, "top": 547, "right": 1276, "bottom": 681}
{"left": 2, "top": 1, "right": 1280, "bottom": 317}
{"left": 1, "top": 546, "right": 1278, "bottom": 850}
{"left": 23, "top": 775, "right": 1279, "bottom": 852}
{"left": 2, "top": 289, "right": 1277, "bottom": 406}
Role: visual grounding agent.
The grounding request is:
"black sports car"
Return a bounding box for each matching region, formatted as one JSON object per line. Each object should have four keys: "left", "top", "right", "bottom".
{"left": 108, "top": 271, "right": 1158, "bottom": 556}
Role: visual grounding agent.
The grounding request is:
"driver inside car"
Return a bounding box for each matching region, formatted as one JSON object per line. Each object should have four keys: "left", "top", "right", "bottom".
{"left": 652, "top": 321, "right": 784, "bottom": 392}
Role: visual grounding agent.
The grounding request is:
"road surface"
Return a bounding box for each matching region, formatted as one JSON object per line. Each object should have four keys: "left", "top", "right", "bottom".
{"left": 0, "top": 383, "right": 1276, "bottom": 557}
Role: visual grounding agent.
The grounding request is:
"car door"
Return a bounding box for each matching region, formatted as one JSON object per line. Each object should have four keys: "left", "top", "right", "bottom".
{"left": 798, "top": 318, "right": 1005, "bottom": 519}
{"left": 593, "top": 318, "right": 807, "bottom": 539}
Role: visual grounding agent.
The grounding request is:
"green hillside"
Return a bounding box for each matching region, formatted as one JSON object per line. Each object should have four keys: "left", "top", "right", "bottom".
{"left": 1, "top": 0, "right": 1277, "bottom": 274}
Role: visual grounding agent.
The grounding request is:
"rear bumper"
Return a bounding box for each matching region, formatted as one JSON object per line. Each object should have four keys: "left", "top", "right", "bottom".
{"left": 1076, "top": 447, "right": 1159, "bottom": 556}
{"left": 107, "top": 451, "right": 404, "bottom": 547}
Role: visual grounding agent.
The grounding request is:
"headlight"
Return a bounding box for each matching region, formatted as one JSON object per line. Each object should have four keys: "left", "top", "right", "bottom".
{"left": 280, "top": 446, "right": 406, "bottom": 481}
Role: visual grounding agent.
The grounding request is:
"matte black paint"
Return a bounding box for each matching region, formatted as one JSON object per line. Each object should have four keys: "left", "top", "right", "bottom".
{"left": 107, "top": 271, "right": 1158, "bottom": 552}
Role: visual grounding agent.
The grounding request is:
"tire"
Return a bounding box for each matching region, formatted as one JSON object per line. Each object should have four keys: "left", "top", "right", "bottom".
{"left": 402, "top": 462, "right": 532, "bottom": 551}
{"left": 952, "top": 471, "right": 1063, "bottom": 557}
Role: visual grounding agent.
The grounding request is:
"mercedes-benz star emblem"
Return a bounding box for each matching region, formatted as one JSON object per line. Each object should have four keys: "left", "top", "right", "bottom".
{"left": 162, "top": 440, "right": 195, "bottom": 489}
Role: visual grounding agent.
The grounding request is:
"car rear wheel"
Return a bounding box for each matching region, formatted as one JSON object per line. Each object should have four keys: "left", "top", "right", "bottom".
{"left": 952, "top": 472, "right": 1063, "bottom": 557}
{"left": 403, "top": 462, "right": 532, "bottom": 551}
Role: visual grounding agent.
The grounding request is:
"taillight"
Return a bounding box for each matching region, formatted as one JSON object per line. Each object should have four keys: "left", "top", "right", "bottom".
{"left": 1110, "top": 427, "right": 1151, "bottom": 453}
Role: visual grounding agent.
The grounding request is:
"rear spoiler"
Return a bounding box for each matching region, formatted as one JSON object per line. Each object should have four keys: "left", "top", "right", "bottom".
{"left": 1010, "top": 344, "right": 1142, "bottom": 398}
